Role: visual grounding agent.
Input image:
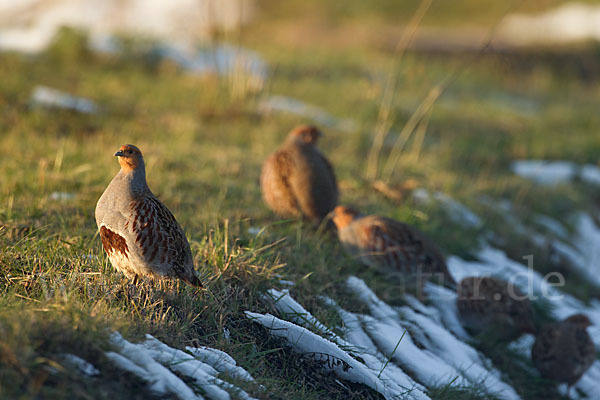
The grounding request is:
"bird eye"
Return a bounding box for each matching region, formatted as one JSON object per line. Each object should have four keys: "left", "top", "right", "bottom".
{"left": 127, "top": 150, "right": 132, "bottom": 154}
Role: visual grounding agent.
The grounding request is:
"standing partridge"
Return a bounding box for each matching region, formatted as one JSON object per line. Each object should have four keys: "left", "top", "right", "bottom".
{"left": 532, "top": 314, "right": 595, "bottom": 394}
{"left": 260, "top": 125, "right": 338, "bottom": 224}
{"left": 456, "top": 276, "right": 535, "bottom": 341}
{"left": 332, "top": 206, "right": 455, "bottom": 291}
{"left": 95, "top": 144, "right": 201, "bottom": 286}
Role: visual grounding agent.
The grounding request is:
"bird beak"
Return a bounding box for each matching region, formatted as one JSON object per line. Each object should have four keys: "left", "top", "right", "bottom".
{"left": 114, "top": 150, "right": 124, "bottom": 157}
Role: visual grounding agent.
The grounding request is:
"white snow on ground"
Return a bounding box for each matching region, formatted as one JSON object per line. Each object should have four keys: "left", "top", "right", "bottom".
{"left": 499, "top": 2, "right": 600, "bottom": 46}
{"left": 413, "top": 189, "right": 482, "bottom": 228}
{"left": 266, "top": 288, "right": 334, "bottom": 335}
{"left": 511, "top": 160, "right": 577, "bottom": 185}
{"left": 581, "top": 164, "right": 600, "bottom": 185}
{"left": 143, "top": 335, "right": 256, "bottom": 400}
{"left": 121, "top": 42, "right": 268, "bottom": 86}
{"left": 511, "top": 160, "right": 600, "bottom": 186}
{"left": 245, "top": 311, "right": 429, "bottom": 400}
{"left": 0, "top": 0, "right": 254, "bottom": 53}
{"left": 258, "top": 95, "right": 357, "bottom": 133}
{"left": 423, "top": 283, "right": 470, "bottom": 340}
{"left": 479, "top": 192, "right": 600, "bottom": 290}
{"left": 185, "top": 346, "right": 255, "bottom": 383}
{"left": 551, "top": 213, "right": 600, "bottom": 288}
{"left": 534, "top": 214, "right": 568, "bottom": 239}
{"left": 346, "top": 277, "right": 520, "bottom": 400}
{"left": 0, "top": 1, "right": 267, "bottom": 88}
{"left": 320, "top": 296, "right": 429, "bottom": 397}
{"left": 447, "top": 246, "right": 600, "bottom": 398}
{"left": 61, "top": 353, "right": 100, "bottom": 376}
{"left": 31, "top": 86, "right": 98, "bottom": 114}
{"left": 106, "top": 332, "right": 257, "bottom": 400}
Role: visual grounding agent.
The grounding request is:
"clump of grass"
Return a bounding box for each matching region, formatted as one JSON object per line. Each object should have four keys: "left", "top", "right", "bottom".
{"left": 0, "top": 301, "right": 158, "bottom": 400}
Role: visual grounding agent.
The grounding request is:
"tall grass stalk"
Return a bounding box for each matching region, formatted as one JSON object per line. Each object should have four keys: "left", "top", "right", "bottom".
{"left": 365, "top": 0, "right": 432, "bottom": 181}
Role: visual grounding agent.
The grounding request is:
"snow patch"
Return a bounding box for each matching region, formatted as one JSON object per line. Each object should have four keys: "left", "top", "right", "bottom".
{"left": 49, "top": 192, "right": 76, "bottom": 201}
{"left": 346, "top": 277, "right": 520, "bottom": 400}
{"left": 107, "top": 332, "right": 257, "bottom": 400}
{"left": 561, "top": 213, "right": 600, "bottom": 287}
{"left": 413, "top": 189, "right": 482, "bottom": 228}
{"left": 581, "top": 164, "right": 600, "bottom": 185}
{"left": 0, "top": 0, "right": 254, "bottom": 53}
{"left": 61, "top": 353, "right": 100, "bottom": 376}
{"left": 31, "top": 86, "right": 98, "bottom": 114}
{"left": 245, "top": 311, "right": 428, "bottom": 400}
{"left": 511, "top": 160, "right": 576, "bottom": 185}
{"left": 267, "top": 288, "right": 333, "bottom": 335}
{"left": 511, "top": 160, "right": 600, "bottom": 186}
{"left": 499, "top": 3, "right": 600, "bottom": 46}
{"left": 185, "top": 346, "right": 255, "bottom": 383}
{"left": 448, "top": 246, "right": 600, "bottom": 352}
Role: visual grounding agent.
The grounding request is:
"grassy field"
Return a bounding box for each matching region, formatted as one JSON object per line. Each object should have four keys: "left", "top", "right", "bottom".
{"left": 1, "top": 1, "right": 600, "bottom": 399}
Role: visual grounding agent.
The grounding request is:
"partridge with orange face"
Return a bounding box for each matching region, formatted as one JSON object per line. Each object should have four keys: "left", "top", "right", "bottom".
{"left": 456, "top": 276, "right": 535, "bottom": 341}
{"left": 95, "top": 145, "right": 201, "bottom": 286}
{"left": 532, "top": 314, "right": 595, "bottom": 393}
{"left": 332, "top": 206, "right": 455, "bottom": 289}
{"left": 260, "top": 125, "right": 338, "bottom": 223}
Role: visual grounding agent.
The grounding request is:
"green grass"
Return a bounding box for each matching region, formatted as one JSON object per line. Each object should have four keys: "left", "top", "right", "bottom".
{"left": 2, "top": 1, "right": 600, "bottom": 398}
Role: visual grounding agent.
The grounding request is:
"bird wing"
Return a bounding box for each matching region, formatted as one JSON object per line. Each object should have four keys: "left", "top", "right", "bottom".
{"left": 532, "top": 325, "right": 561, "bottom": 363}
{"left": 130, "top": 195, "right": 200, "bottom": 285}
{"left": 355, "top": 216, "right": 417, "bottom": 272}
{"left": 261, "top": 150, "right": 300, "bottom": 215}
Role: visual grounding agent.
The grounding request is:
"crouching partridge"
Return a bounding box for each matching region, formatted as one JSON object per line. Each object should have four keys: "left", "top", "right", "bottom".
{"left": 532, "top": 314, "right": 595, "bottom": 395}
{"left": 95, "top": 144, "right": 202, "bottom": 286}
{"left": 260, "top": 125, "right": 338, "bottom": 224}
{"left": 456, "top": 276, "right": 535, "bottom": 341}
{"left": 332, "top": 206, "right": 455, "bottom": 293}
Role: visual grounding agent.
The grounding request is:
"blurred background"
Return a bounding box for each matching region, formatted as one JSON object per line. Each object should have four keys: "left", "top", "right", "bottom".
{"left": 2, "top": 1, "right": 600, "bottom": 399}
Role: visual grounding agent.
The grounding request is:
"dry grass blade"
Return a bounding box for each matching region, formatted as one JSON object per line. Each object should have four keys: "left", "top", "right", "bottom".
{"left": 365, "top": 0, "right": 433, "bottom": 181}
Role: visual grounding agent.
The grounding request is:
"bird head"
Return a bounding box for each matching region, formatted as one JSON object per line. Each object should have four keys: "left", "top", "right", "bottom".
{"left": 565, "top": 314, "right": 592, "bottom": 328}
{"left": 331, "top": 206, "right": 360, "bottom": 230}
{"left": 114, "top": 144, "right": 144, "bottom": 172}
{"left": 290, "top": 125, "right": 323, "bottom": 146}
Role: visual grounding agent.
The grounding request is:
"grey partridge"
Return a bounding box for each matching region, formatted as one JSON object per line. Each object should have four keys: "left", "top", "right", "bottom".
{"left": 260, "top": 125, "right": 338, "bottom": 223}
{"left": 532, "top": 314, "right": 595, "bottom": 394}
{"left": 457, "top": 276, "right": 535, "bottom": 341}
{"left": 95, "top": 144, "right": 201, "bottom": 286}
{"left": 332, "top": 205, "right": 455, "bottom": 291}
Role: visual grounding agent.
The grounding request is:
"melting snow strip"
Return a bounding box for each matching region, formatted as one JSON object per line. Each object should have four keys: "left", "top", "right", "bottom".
{"left": 412, "top": 189, "right": 482, "bottom": 228}
{"left": 61, "top": 353, "right": 100, "bottom": 376}
{"left": 479, "top": 196, "right": 600, "bottom": 289}
{"left": 245, "top": 311, "right": 429, "bottom": 400}
{"left": 30, "top": 86, "right": 98, "bottom": 114}
{"left": 346, "top": 277, "right": 520, "bottom": 400}
{"left": 511, "top": 160, "right": 600, "bottom": 186}
{"left": 448, "top": 246, "right": 600, "bottom": 398}
{"left": 107, "top": 332, "right": 257, "bottom": 400}
{"left": 552, "top": 213, "right": 600, "bottom": 288}
{"left": 320, "top": 296, "right": 428, "bottom": 397}
{"left": 266, "top": 288, "right": 334, "bottom": 336}
{"left": 185, "top": 346, "right": 255, "bottom": 383}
